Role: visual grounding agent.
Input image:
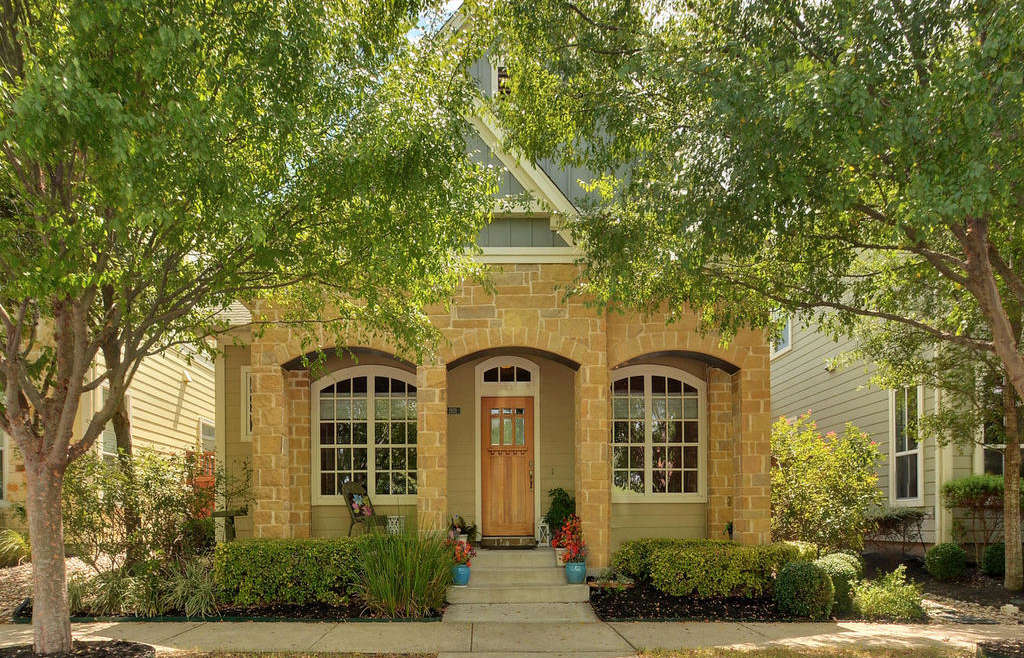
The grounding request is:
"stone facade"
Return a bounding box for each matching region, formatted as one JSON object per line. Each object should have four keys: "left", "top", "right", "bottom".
{"left": 235, "top": 263, "right": 771, "bottom": 567}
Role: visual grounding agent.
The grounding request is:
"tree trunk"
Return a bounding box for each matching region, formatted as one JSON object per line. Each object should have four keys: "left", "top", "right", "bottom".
{"left": 24, "top": 458, "right": 72, "bottom": 654}
{"left": 1004, "top": 381, "right": 1023, "bottom": 591}
{"left": 111, "top": 403, "right": 142, "bottom": 569}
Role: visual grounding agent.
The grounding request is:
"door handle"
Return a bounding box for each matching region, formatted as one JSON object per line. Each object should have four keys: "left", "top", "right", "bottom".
{"left": 529, "top": 460, "right": 534, "bottom": 490}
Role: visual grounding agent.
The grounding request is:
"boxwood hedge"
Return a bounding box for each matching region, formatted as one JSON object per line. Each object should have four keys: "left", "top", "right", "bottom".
{"left": 214, "top": 537, "right": 363, "bottom": 607}
{"left": 613, "top": 538, "right": 800, "bottom": 598}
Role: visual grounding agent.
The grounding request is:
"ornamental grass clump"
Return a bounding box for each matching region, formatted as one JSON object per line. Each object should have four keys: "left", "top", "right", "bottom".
{"left": 852, "top": 566, "right": 926, "bottom": 622}
{"left": 354, "top": 528, "right": 451, "bottom": 618}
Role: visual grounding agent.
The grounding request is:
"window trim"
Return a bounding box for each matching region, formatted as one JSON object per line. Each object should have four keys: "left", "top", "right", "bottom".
{"left": 610, "top": 365, "right": 708, "bottom": 504}
{"left": 310, "top": 365, "right": 419, "bottom": 506}
{"left": 240, "top": 366, "right": 253, "bottom": 442}
{"left": 770, "top": 315, "right": 792, "bottom": 359}
{"left": 199, "top": 417, "right": 216, "bottom": 453}
{"left": 98, "top": 386, "right": 132, "bottom": 461}
{"left": 889, "top": 385, "right": 925, "bottom": 506}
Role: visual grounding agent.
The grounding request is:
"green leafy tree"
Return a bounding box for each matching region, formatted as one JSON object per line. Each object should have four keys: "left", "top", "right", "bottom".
{"left": 770, "top": 413, "right": 883, "bottom": 552}
{"left": 469, "top": 0, "right": 1024, "bottom": 582}
{"left": 0, "top": 0, "right": 490, "bottom": 650}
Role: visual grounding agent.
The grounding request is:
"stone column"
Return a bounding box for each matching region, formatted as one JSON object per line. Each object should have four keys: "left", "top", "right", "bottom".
{"left": 249, "top": 356, "right": 289, "bottom": 538}
{"left": 731, "top": 365, "right": 772, "bottom": 544}
{"left": 286, "top": 370, "right": 312, "bottom": 538}
{"left": 707, "top": 368, "right": 736, "bottom": 539}
{"left": 416, "top": 363, "right": 448, "bottom": 532}
{"left": 574, "top": 360, "right": 611, "bottom": 568}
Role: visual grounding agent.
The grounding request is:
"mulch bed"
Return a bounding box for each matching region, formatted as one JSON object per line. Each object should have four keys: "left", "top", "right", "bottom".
{"left": 864, "top": 551, "right": 1024, "bottom": 609}
{"left": 589, "top": 581, "right": 787, "bottom": 622}
{"left": 12, "top": 598, "right": 441, "bottom": 623}
{"left": 979, "top": 640, "right": 1024, "bottom": 658}
{"left": 0, "top": 641, "right": 154, "bottom": 658}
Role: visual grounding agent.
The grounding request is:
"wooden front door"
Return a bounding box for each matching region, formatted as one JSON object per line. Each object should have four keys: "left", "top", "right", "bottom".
{"left": 481, "top": 396, "right": 535, "bottom": 536}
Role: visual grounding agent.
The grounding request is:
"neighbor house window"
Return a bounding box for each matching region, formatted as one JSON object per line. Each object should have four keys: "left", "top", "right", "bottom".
{"left": 981, "top": 388, "right": 1024, "bottom": 476}
{"left": 610, "top": 366, "right": 705, "bottom": 500}
{"left": 100, "top": 387, "right": 129, "bottom": 463}
{"left": 770, "top": 315, "right": 792, "bottom": 358}
{"left": 314, "top": 367, "right": 417, "bottom": 502}
{"left": 200, "top": 419, "right": 216, "bottom": 453}
{"left": 241, "top": 367, "right": 253, "bottom": 441}
{"left": 891, "top": 386, "right": 923, "bottom": 503}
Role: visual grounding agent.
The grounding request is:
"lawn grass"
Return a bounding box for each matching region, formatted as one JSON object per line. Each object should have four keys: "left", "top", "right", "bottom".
{"left": 640, "top": 648, "right": 971, "bottom": 658}
{"left": 163, "top": 653, "right": 436, "bottom": 658}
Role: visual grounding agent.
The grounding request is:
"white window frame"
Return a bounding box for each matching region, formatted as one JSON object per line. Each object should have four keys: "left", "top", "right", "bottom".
{"left": 889, "top": 385, "right": 925, "bottom": 506}
{"left": 311, "top": 365, "right": 418, "bottom": 506}
{"left": 99, "top": 386, "right": 132, "bottom": 462}
{"left": 199, "top": 417, "right": 216, "bottom": 453}
{"left": 770, "top": 315, "right": 792, "bottom": 359}
{"left": 610, "top": 365, "right": 708, "bottom": 503}
{"left": 240, "top": 366, "right": 253, "bottom": 442}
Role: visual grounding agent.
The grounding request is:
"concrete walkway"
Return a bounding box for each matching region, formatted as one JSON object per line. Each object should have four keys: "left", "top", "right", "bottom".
{"left": 3, "top": 620, "right": 1024, "bottom": 656}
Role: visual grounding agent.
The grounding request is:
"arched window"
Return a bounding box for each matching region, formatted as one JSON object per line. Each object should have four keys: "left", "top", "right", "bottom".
{"left": 313, "top": 366, "right": 417, "bottom": 503}
{"left": 610, "top": 366, "right": 706, "bottom": 501}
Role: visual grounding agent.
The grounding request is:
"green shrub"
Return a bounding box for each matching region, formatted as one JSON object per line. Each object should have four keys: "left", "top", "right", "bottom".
{"left": 829, "top": 551, "right": 864, "bottom": 578}
{"left": 925, "top": 542, "right": 967, "bottom": 581}
{"left": 983, "top": 542, "right": 1005, "bottom": 577}
{"left": 771, "top": 413, "right": 883, "bottom": 552}
{"left": 163, "top": 557, "right": 219, "bottom": 617}
{"left": 941, "top": 475, "right": 1017, "bottom": 561}
{"left": 215, "top": 537, "right": 362, "bottom": 607}
{"left": 779, "top": 540, "right": 820, "bottom": 562}
{"left": 814, "top": 554, "right": 858, "bottom": 616}
{"left": 611, "top": 537, "right": 688, "bottom": 580}
{"left": 645, "top": 539, "right": 800, "bottom": 598}
{"left": 852, "top": 565, "right": 926, "bottom": 622}
{"left": 353, "top": 529, "right": 451, "bottom": 617}
{"left": 775, "top": 560, "right": 834, "bottom": 619}
{"left": 542, "top": 488, "right": 575, "bottom": 536}
{"left": 866, "top": 507, "right": 927, "bottom": 550}
{"left": 0, "top": 528, "right": 30, "bottom": 567}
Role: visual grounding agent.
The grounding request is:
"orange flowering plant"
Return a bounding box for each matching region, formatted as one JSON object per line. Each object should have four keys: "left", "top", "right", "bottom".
{"left": 452, "top": 539, "right": 476, "bottom": 567}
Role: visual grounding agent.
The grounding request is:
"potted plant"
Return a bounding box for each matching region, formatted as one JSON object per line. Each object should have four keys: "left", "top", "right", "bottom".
{"left": 542, "top": 488, "right": 575, "bottom": 546}
{"left": 563, "top": 537, "right": 586, "bottom": 584}
{"left": 553, "top": 515, "right": 581, "bottom": 566}
{"left": 448, "top": 514, "right": 478, "bottom": 543}
{"left": 451, "top": 539, "right": 475, "bottom": 586}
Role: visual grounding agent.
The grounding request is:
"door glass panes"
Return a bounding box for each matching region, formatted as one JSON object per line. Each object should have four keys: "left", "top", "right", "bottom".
{"left": 514, "top": 408, "right": 525, "bottom": 445}
{"left": 490, "top": 406, "right": 527, "bottom": 446}
{"left": 612, "top": 372, "right": 702, "bottom": 496}
{"left": 490, "top": 409, "right": 500, "bottom": 445}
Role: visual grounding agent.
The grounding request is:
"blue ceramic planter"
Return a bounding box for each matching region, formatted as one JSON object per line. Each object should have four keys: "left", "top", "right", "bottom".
{"left": 565, "top": 561, "right": 586, "bottom": 584}
{"left": 452, "top": 564, "right": 471, "bottom": 586}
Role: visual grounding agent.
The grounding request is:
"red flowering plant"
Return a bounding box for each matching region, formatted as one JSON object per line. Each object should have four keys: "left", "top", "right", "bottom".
{"left": 452, "top": 539, "right": 476, "bottom": 567}
{"left": 562, "top": 537, "right": 586, "bottom": 563}
{"left": 553, "top": 514, "right": 583, "bottom": 551}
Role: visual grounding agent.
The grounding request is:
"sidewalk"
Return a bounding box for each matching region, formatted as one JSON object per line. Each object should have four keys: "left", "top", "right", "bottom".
{"left": 3, "top": 620, "right": 1024, "bottom": 656}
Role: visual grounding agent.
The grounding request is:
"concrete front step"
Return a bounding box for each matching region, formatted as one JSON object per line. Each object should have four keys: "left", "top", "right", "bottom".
{"left": 447, "top": 583, "right": 589, "bottom": 604}
{"left": 442, "top": 602, "right": 598, "bottom": 623}
{"left": 468, "top": 566, "right": 567, "bottom": 586}
{"left": 471, "top": 547, "right": 557, "bottom": 569}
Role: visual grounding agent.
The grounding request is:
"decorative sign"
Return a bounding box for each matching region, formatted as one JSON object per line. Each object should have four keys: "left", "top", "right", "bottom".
{"left": 447, "top": 406, "right": 461, "bottom": 415}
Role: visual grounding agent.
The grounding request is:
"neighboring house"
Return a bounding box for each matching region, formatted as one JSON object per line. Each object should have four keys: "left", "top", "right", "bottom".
{"left": 0, "top": 348, "right": 216, "bottom": 525}
{"left": 770, "top": 317, "right": 997, "bottom": 547}
{"left": 213, "top": 54, "right": 774, "bottom": 570}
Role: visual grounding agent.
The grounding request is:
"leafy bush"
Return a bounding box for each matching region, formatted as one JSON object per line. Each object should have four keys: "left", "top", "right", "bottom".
{"left": 925, "top": 542, "right": 967, "bottom": 581}
{"left": 829, "top": 551, "right": 864, "bottom": 578}
{"left": 941, "top": 475, "right": 1017, "bottom": 561}
{"left": 0, "top": 528, "right": 30, "bottom": 567}
{"left": 215, "top": 537, "right": 362, "bottom": 607}
{"left": 63, "top": 452, "right": 250, "bottom": 573}
{"left": 771, "top": 413, "right": 883, "bottom": 551}
{"left": 646, "top": 539, "right": 800, "bottom": 598}
{"left": 983, "top": 542, "right": 1005, "bottom": 578}
{"left": 69, "top": 563, "right": 166, "bottom": 617}
{"left": 815, "top": 554, "right": 858, "bottom": 615}
{"left": 866, "top": 507, "right": 927, "bottom": 553}
{"left": 775, "top": 561, "right": 834, "bottom": 619}
{"left": 611, "top": 537, "right": 687, "bottom": 579}
{"left": 353, "top": 529, "right": 451, "bottom": 617}
{"left": 542, "top": 488, "right": 575, "bottom": 536}
{"left": 852, "top": 565, "right": 926, "bottom": 622}
{"left": 779, "top": 540, "right": 820, "bottom": 562}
